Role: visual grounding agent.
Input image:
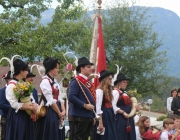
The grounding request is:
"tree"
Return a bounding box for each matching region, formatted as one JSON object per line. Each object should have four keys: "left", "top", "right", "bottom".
{"left": 101, "top": 1, "right": 170, "bottom": 97}
{"left": 0, "top": 0, "right": 91, "bottom": 69}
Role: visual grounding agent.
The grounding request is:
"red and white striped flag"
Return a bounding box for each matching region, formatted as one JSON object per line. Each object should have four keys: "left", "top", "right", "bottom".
{"left": 89, "top": 14, "right": 107, "bottom": 88}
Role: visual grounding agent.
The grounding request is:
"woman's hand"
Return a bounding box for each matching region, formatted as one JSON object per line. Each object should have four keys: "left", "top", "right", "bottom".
{"left": 31, "top": 103, "right": 38, "bottom": 114}
{"left": 135, "top": 105, "right": 140, "bottom": 112}
{"left": 123, "top": 112, "right": 129, "bottom": 118}
{"left": 118, "top": 109, "right": 124, "bottom": 114}
{"left": 98, "top": 122, "right": 104, "bottom": 132}
{"left": 59, "top": 119, "right": 63, "bottom": 124}
{"left": 58, "top": 113, "right": 63, "bottom": 120}
{"left": 61, "top": 110, "right": 66, "bottom": 117}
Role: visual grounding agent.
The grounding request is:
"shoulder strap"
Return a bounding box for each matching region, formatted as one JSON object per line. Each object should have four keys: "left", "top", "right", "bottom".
{"left": 38, "top": 78, "right": 54, "bottom": 105}
{"left": 76, "top": 78, "right": 91, "bottom": 104}
{"left": 8, "top": 82, "right": 16, "bottom": 86}
{"left": 42, "top": 78, "right": 54, "bottom": 86}
{"left": 114, "top": 88, "right": 123, "bottom": 96}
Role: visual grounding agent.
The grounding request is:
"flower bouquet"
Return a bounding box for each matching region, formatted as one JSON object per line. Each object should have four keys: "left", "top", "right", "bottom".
{"left": 127, "top": 89, "right": 142, "bottom": 99}
{"left": 13, "top": 81, "right": 34, "bottom": 115}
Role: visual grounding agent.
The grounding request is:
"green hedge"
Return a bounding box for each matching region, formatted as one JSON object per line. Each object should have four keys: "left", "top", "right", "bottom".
{"left": 156, "top": 115, "right": 167, "bottom": 121}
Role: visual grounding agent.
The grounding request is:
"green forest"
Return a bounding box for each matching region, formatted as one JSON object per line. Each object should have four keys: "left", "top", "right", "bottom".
{"left": 0, "top": 0, "right": 180, "bottom": 112}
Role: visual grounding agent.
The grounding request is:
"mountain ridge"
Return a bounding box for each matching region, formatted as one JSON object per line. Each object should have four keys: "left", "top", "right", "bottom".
{"left": 41, "top": 7, "right": 180, "bottom": 76}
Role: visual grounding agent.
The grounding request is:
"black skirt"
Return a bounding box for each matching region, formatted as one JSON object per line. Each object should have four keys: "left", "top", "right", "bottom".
{"left": 5, "top": 108, "right": 35, "bottom": 140}
{"left": 35, "top": 102, "right": 65, "bottom": 140}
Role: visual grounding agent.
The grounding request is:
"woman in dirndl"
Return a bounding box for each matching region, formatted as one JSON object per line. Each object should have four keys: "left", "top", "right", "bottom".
{"left": 112, "top": 73, "right": 137, "bottom": 140}
{"left": 94, "top": 70, "right": 117, "bottom": 140}
{"left": 4, "top": 58, "right": 37, "bottom": 140}
{"left": 35, "top": 57, "right": 66, "bottom": 140}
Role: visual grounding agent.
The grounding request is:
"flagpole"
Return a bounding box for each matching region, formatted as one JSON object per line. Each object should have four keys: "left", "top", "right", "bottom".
{"left": 90, "top": 0, "right": 106, "bottom": 88}
{"left": 97, "top": 0, "right": 102, "bottom": 15}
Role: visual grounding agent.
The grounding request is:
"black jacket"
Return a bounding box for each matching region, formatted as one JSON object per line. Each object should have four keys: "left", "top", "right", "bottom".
{"left": 171, "top": 97, "right": 180, "bottom": 115}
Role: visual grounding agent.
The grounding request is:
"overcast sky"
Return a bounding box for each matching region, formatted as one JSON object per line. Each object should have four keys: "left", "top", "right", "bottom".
{"left": 0, "top": 0, "right": 179, "bottom": 17}
{"left": 51, "top": 0, "right": 180, "bottom": 17}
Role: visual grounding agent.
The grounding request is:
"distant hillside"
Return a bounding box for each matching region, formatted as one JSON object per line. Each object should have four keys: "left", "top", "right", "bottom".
{"left": 41, "top": 7, "right": 180, "bottom": 76}
{"left": 147, "top": 7, "right": 180, "bottom": 77}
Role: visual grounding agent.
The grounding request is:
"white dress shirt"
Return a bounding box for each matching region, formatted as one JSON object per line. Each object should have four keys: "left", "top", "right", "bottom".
{"left": 79, "top": 73, "right": 88, "bottom": 80}
{"left": 167, "top": 97, "right": 173, "bottom": 112}
{"left": 40, "top": 75, "right": 64, "bottom": 106}
{"left": 6, "top": 80, "right": 36, "bottom": 112}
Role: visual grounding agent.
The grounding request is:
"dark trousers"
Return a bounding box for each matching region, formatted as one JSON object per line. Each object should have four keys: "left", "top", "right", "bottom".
{"left": 90, "top": 124, "right": 95, "bottom": 140}
{"left": 73, "top": 117, "right": 93, "bottom": 140}
{"left": 0, "top": 116, "right": 7, "bottom": 140}
{"left": 69, "top": 121, "right": 75, "bottom": 140}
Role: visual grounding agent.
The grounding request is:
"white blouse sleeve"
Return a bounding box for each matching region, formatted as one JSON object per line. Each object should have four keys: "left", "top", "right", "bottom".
{"left": 6, "top": 84, "right": 23, "bottom": 113}
{"left": 112, "top": 90, "right": 120, "bottom": 114}
{"left": 40, "top": 79, "right": 57, "bottom": 106}
{"left": 96, "top": 89, "right": 103, "bottom": 115}
{"left": 166, "top": 97, "right": 171, "bottom": 111}
{"left": 58, "top": 94, "right": 65, "bottom": 103}
{"left": 135, "top": 126, "right": 142, "bottom": 140}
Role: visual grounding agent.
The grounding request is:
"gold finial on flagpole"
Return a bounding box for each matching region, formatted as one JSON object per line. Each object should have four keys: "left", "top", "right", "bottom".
{"left": 97, "top": 0, "right": 102, "bottom": 14}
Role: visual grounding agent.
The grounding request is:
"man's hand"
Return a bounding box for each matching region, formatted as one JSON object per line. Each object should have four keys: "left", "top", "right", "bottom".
{"left": 84, "top": 104, "right": 94, "bottom": 111}
{"left": 93, "top": 118, "right": 96, "bottom": 125}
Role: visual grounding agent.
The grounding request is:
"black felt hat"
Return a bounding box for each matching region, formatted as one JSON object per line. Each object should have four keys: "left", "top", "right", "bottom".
{"left": 26, "top": 70, "right": 36, "bottom": 78}
{"left": 99, "top": 70, "right": 113, "bottom": 82}
{"left": 76, "top": 57, "right": 93, "bottom": 72}
{"left": 43, "top": 57, "right": 59, "bottom": 74}
{"left": 114, "top": 73, "right": 130, "bottom": 86}
{"left": 3, "top": 71, "right": 11, "bottom": 79}
{"left": 13, "top": 59, "right": 28, "bottom": 74}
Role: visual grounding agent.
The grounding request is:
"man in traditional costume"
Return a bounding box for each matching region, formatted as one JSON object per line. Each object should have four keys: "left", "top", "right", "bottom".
{"left": 0, "top": 71, "right": 12, "bottom": 140}
{"left": 68, "top": 57, "right": 96, "bottom": 140}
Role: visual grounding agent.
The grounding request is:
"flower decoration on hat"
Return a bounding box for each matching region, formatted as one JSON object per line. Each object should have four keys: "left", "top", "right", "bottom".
{"left": 63, "top": 52, "right": 78, "bottom": 77}
{"left": 112, "top": 64, "right": 122, "bottom": 86}
{"left": 88, "top": 73, "right": 100, "bottom": 80}
{"left": 2, "top": 74, "right": 7, "bottom": 81}
{"left": 0, "top": 55, "right": 22, "bottom": 78}
{"left": 30, "top": 64, "right": 45, "bottom": 77}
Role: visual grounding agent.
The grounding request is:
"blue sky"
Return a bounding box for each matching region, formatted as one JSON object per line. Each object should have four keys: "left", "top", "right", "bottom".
{"left": 0, "top": 0, "right": 180, "bottom": 17}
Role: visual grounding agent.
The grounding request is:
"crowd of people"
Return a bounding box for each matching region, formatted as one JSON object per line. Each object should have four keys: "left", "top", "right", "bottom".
{"left": 0, "top": 55, "right": 180, "bottom": 140}
{"left": 135, "top": 113, "right": 180, "bottom": 140}
{"left": 133, "top": 88, "right": 180, "bottom": 140}
{"left": 0, "top": 57, "right": 65, "bottom": 140}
